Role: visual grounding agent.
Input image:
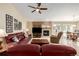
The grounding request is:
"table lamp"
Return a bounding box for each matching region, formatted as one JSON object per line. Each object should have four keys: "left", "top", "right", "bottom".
{"left": 23, "top": 29, "right": 30, "bottom": 37}
{"left": 0, "top": 29, "right": 7, "bottom": 49}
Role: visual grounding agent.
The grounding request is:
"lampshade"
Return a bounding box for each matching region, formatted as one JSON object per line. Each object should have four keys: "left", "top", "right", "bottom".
{"left": 0, "top": 29, "right": 7, "bottom": 37}
{"left": 26, "top": 29, "right": 29, "bottom": 32}
{"left": 22, "top": 29, "right": 29, "bottom": 34}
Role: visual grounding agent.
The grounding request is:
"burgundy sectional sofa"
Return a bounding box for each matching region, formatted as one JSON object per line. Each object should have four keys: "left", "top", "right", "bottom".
{"left": 5, "top": 32, "right": 30, "bottom": 45}
{"left": 3, "top": 32, "right": 77, "bottom": 56}
{"left": 4, "top": 44, "right": 76, "bottom": 56}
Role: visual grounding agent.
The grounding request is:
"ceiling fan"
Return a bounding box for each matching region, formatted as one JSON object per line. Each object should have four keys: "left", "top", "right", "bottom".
{"left": 28, "top": 3, "right": 47, "bottom": 14}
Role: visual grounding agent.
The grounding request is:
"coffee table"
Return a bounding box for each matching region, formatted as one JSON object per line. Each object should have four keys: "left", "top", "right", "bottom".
{"left": 31, "top": 39, "right": 49, "bottom": 46}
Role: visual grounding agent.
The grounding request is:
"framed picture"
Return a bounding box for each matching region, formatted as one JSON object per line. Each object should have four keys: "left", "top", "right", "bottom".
{"left": 14, "top": 18, "right": 22, "bottom": 30}
{"left": 6, "top": 14, "right": 22, "bottom": 33}
{"left": 18, "top": 22, "right": 22, "bottom": 30}
{"left": 14, "top": 18, "right": 18, "bottom": 30}
{"left": 6, "top": 14, "right": 13, "bottom": 33}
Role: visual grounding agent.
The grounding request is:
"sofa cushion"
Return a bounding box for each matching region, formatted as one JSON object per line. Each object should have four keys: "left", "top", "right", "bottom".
{"left": 41, "top": 44, "right": 77, "bottom": 56}
{"left": 5, "top": 34, "right": 14, "bottom": 43}
{"left": 5, "top": 44, "right": 40, "bottom": 56}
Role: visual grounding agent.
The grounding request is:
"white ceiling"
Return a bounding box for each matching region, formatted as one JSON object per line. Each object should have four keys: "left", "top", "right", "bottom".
{"left": 13, "top": 3, "right": 79, "bottom": 21}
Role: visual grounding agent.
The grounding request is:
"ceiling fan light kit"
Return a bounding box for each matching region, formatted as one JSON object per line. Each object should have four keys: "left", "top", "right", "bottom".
{"left": 36, "top": 9, "right": 40, "bottom": 12}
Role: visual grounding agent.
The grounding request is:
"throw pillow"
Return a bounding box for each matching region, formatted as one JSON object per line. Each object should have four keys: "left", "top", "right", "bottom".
{"left": 12, "top": 36, "right": 19, "bottom": 43}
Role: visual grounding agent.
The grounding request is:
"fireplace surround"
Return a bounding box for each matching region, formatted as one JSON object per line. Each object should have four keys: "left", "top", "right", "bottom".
{"left": 32, "top": 27, "right": 50, "bottom": 38}
{"left": 32, "top": 21, "right": 51, "bottom": 38}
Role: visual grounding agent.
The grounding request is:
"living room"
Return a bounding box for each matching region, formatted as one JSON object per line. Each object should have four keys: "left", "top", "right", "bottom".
{"left": 0, "top": 3, "right": 79, "bottom": 56}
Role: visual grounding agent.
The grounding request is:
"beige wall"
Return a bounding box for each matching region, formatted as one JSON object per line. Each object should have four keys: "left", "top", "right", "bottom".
{"left": 27, "top": 21, "right": 32, "bottom": 34}
{"left": 0, "top": 4, "right": 27, "bottom": 34}
{"left": 76, "top": 21, "right": 79, "bottom": 29}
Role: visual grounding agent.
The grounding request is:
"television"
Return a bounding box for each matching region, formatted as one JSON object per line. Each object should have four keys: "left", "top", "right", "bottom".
{"left": 32, "top": 27, "right": 42, "bottom": 33}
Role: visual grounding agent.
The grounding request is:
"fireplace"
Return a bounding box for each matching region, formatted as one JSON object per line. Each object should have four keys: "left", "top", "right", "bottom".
{"left": 32, "top": 27, "right": 42, "bottom": 38}
{"left": 43, "top": 30, "right": 49, "bottom": 36}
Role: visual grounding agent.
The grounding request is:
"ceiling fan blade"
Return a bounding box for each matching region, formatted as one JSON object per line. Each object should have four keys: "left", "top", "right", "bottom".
{"left": 37, "top": 3, "right": 41, "bottom": 7}
{"left": 28, "top": 5, "right": 36, "bottom": 9}
{"left": 32, "top": 10, "right": 36, "bottom": 13}
{"left": 40, "top": 8, "right": 47, "bottom": 10}
{"left": 38, "top": 11, "right": 41, "bottom": 14}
